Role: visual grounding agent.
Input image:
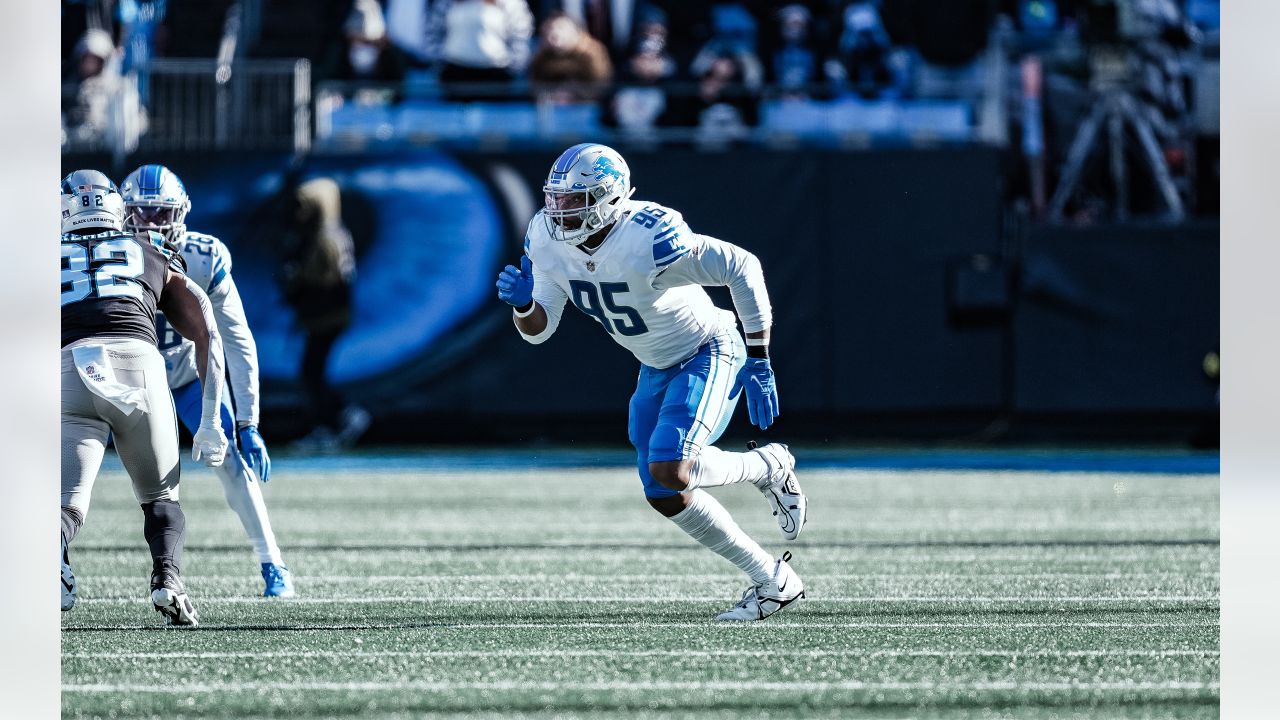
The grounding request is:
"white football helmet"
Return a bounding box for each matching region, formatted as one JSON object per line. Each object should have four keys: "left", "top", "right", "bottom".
{"left": 61, "top": 169, "right": 126, "bottom": 234}
{"left": 542, "top": 143, "right": 634, "bottom": 244}
{"left": 121, "top": 164, "right": 191, "bottom": 249}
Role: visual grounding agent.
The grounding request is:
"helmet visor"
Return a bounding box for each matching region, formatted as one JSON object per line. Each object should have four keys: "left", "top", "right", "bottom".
{"left": 543, "top": 190, "right": 590, "bottom": 230}
{"left": 128, "top": 205, "right": 178, "bottom": 229}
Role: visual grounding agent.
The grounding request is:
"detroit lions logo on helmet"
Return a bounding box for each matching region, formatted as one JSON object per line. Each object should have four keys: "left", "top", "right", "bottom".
{"left": 591, "top": 156, "right": 624, "bottom": 182}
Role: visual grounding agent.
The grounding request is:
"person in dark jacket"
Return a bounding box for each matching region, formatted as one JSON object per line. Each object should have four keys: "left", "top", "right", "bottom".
{"left": 276, "top": 176, "right": 371, "bottom": 452}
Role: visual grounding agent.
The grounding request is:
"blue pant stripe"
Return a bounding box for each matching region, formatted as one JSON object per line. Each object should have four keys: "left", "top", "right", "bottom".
{"left": 683, "top": 336, "right": 721, "bottom": 456}
{"left": 689, "top": 335, "right": 738, "bottom": 453}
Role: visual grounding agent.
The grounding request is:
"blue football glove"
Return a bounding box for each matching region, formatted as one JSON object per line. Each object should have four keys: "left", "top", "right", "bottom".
{"left": 496, "top": 255, "right": 534, "bottom": 308}
{"left": 238, "top": 425, "right": 272, "bottom": 482}
{"left": 733, "top": 357, "right": 780, "bottom": 430}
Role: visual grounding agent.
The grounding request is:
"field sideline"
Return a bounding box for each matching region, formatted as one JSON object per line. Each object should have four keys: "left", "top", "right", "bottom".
{"left": 61, "top": 449, "right": 1219, "bottom": 719}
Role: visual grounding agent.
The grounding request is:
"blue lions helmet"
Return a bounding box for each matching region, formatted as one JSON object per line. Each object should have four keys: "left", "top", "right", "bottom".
{"left": 61, "top": 169, "right": 126, "bottom": 235}
{"left": 121, "top": 164, "right": 191, "bottom": 250}
{"left": 542, "top": 143, "right": 633, "bottom": 244}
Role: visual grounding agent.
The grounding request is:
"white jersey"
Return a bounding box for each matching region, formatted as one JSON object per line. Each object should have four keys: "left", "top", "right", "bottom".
{"left": 521, "top": 199, "right": 771, "bottom": 369}
{"left": 155, "top": 232, "right": 261, "bottom": 426}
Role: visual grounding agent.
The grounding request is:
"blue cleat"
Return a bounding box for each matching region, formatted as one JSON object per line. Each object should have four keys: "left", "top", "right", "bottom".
{"left": 261, "top": 563, "right": 296, "bottom": 598}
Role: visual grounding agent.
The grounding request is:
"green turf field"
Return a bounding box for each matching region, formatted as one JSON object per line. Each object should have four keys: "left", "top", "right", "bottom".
{"left": 61, "top": 452, "right": 1219, "bottom": 719}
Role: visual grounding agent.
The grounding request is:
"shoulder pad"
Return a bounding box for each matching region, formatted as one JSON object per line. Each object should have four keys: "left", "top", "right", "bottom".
{"left": 178, "top": 232, "right": 233, "bottom": 290}
{"left": 524, "top": 212, "right": 553, "bottom": 255}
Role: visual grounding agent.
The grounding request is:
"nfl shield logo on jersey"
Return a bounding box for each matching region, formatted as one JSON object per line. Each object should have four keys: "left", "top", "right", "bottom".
{"left": 585, "top": 260, "right": 596, "bottom": 272}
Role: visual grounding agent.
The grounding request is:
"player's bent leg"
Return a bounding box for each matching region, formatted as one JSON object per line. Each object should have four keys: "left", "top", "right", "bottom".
{"left": 176, "top": 380, "right": 294, "bottom": 596}
{"left": 110, "top": 348, "right": 196, "bottom": 625}
{"left": 213, "top": 454, "right": 294, "bottom": 596}
{"left": 682, "top": 445, "right": 771, "bottom": 491}
{"left": 648, "top": 458, "right": 694, "bottom": 492}
{"left": 749, "top": 442, "right": 808, "bottom": 541}
{"left": 715, "top": 551, "right": 806, "bottom": 622}
{"left": 61, "top": 350, "right": 113, "bottom": 612}
{"left": 60, "top": 415, "right": 106, "bottom": 613}
{"left": 646, "top": 492, "right": 692, "bottom": 518}
{"left": 665, "top": 489, "right": 775, "bottom": 590}
{"left": 142, "top": 499, "right": 198, "bottom": 627}
{"left": 217, "top": 394, "right": 293, "bottom": 596}
{"left": 61, "top": 533, "right": 77, "bottom": 612}
{"left": 60, "top": 506, "right": 84, "bottom": 611}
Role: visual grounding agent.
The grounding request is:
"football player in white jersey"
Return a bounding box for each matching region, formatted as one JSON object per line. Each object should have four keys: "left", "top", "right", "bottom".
{"left": 121, "top": 165, "right": 295, "bottom": 598}
{"left": 496, "top": 144, "right": 808, "bottom": 621}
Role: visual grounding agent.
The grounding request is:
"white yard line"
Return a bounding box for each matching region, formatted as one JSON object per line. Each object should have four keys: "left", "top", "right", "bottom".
{"left": 60, "top": 620, "right": 1219, "bottom": 630}
{"left": 62, "top": 680, "right": 1220, "bottom": 694}
{"left": 75, "top": 594, "right": 1219, "bottom": 605}
{"left": 63, "top": 648, "right": 1220, "bottom": 660}
{"left": 85, "top": 572, "right": 1220, "bottom": 583}
{"left": 76, "top": 550, "right": 1218, "bottom": 564}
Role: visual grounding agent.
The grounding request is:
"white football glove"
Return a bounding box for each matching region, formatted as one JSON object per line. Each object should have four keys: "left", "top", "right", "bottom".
{"left": 192, "top": 424, "right": 228, "bottom": 468}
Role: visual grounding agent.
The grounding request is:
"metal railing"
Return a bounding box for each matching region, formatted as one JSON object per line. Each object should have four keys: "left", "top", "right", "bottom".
{"left": 62, "top": 57, "right": 310, "bottom": 156}
{"left": 147, "top": 57, "right": 310, "bottom": 152}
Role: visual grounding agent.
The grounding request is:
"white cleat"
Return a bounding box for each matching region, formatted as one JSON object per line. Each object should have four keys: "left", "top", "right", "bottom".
{"left": 716, "top": 551, "right": 805, "bottom": 622}
{"left": 152, "top": 587, "right": 199, "bottom": 627}
{"left": 750, "top": 442, "right": 808, "bottom": 540}
{"left": 61, "top": 539, "right": 77, "bottom": 612}
{"left": 151, "top": 568, "right": 199, "bottom": 627}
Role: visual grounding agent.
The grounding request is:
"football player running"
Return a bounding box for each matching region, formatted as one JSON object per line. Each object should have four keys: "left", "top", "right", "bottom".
{"left": 61, "top": 170, "right": 228, "bottom": 626}
{"left": 121, "top": 165, "right": 295, "bottom": 598}
{"left": 496, "top": 144, "right": 807, "bottom": 621}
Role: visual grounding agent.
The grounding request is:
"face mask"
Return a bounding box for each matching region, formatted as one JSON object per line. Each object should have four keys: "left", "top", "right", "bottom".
{"left": 349, "top": 44, "right": 379, "bottom": 73}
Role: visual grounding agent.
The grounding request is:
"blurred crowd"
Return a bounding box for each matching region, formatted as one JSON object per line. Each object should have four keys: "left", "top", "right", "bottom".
{"left": 311, "top": 0, "right": 1219, "bottom": 139}
{"left": 63, "top": 1, "right": 1222, "bottom": 141}
{"left": 63, "top": 1, "right": 1222, "bottom": 218}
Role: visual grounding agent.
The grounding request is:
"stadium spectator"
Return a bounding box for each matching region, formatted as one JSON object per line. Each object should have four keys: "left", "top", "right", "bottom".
{"left": 604, "top": 6, "right": 679, "bottom": 137}
{"left": 277, "top": 177, "right": 371, "bottom": 452}
{"left": 529, "top": 12, "right": 613, "bottom": 102}
{"left": 64, "top": 28, "right": 147, "bottom": 150}
{"left": 428, "top": 0, "right": 535, "bottom": 98}
{"left": 767, "top": 4, "right": 822, "bottom": 96}
{"left": 688, "top": 10, "right": 764, "bottom": 97}
{"left": 384, "top": 0, "right": 434, "bottom": 65}
{"left": 825, "top": 1, "right": 905, "bottom": 99}
{"left": 115, "top": 0, "right": 166, "bottom": 106}
{"left": 543, "top": 0, "right": 651, "bottom": 65}
{"left": 681, "top": 50, "right": 760, "bottom": 146}
{"left": 319, "top": 0, "right": 410, "bottom": 85}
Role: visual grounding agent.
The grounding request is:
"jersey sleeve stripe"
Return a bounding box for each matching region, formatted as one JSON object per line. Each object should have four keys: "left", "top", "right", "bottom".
{"left": 655, "top": 246, "right": 690, "bottom": 267}
{"left": 208, "top": 267, "right": 228, "bottom": 290}
{"left": 653, "top": 226, "right": 679, "bottom": 242}
{"left": 653, "top": 229, "right": 688, "bottom": 266}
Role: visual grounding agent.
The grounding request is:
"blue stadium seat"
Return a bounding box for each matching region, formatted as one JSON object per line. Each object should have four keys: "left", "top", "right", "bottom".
{"left": 760, "top": 99, "right": 829, "bottom": 136}
{"left": 544, "top": 103, "right": 603, "bottom": 137}
{"left": 324, "top": 103, "right": 396, "bottom": 143}
{"left": 396, "top": 101, "right": 468, "bottom": 139}
{"left": 465, "top": 103, "right": 540, "bottom": 138}
{"left": 898, "top": 101, "right": 973, "bottom": 140}
{"left": 827, "top": 99, "right": 899, "bottom": 136}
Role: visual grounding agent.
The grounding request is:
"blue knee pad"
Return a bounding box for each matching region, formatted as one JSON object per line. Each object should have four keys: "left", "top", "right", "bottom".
{"left": 629, "top": 390, "right": 680, "bottom": 499}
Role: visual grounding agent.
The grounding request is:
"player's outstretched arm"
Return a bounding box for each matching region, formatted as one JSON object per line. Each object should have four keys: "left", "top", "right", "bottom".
{"left": 158, "top": 269, "right": 228, "bottom": 467}
{"left": 497, "top": 255, "right": 567, "bottom": 343}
